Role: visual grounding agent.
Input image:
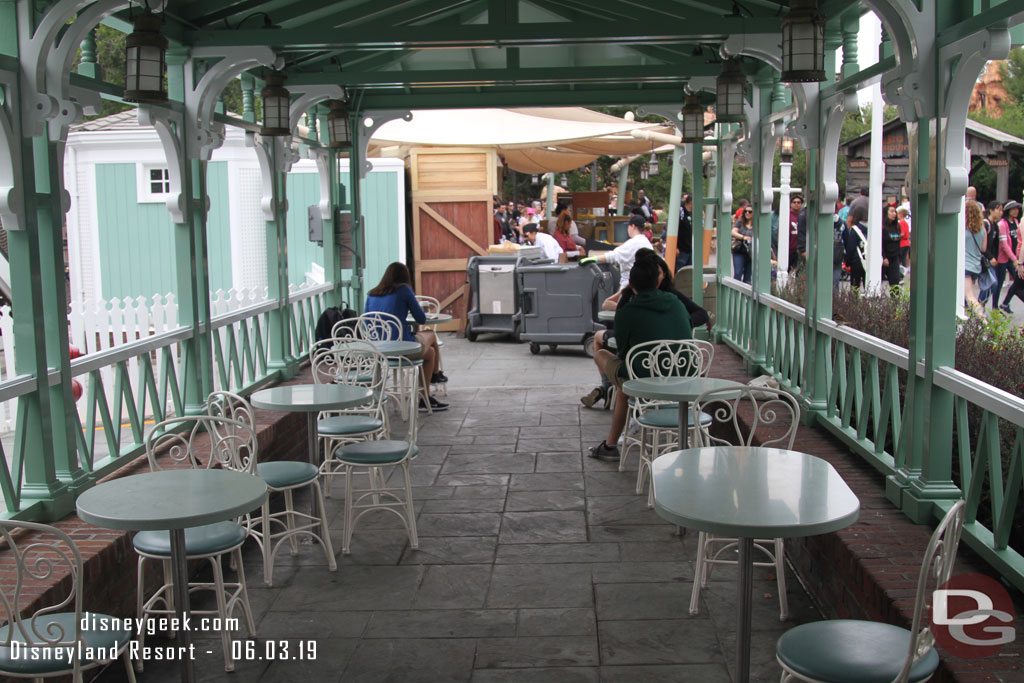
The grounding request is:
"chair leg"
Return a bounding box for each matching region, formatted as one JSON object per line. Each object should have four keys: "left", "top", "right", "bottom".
{"left": 122, "top": 646, "right": 138, "bottom": 683}
{"left": 261, "top": 501, "right": 274, "bottom": 587}
{"left": 775, "top": 538, "right": 789, "bottom": 620}
{"left": 401, "top": 461, "right": 419, "bottom": 550}
{"left": 284, "top": 489, "right": 299, "bottom": 555}
{"left": 232, "top": 547, "right": 257, "bottom": 637}
{"left": 209, "top": 555, "right": 234, "bottom": 672}
{"left": 689, "top": 531, "right": 708, "bottom": 615}
{"left": 134, "top": 556, "right": 147, "bottom": 672}
{"left": 312, "top": 479, "right": 338, "bottom": 571}
{"left": 342, "top": 464, "right": 355, "bottom": 554}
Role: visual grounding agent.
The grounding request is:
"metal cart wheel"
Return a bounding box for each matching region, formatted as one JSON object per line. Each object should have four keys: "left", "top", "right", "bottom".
{"left": 583, "top": 335, "right": 595, "bottom": 357}
{"left": 466, "top": 327, "right": 478, "bottom": 342}
{"left": 529, "top": 342, "right": 540, "bottom": 355}
{"left": 548, "top": 344, "right": 558, "bottom": 352}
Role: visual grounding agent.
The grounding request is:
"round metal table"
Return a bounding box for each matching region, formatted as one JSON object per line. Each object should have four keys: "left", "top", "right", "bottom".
{"left": 651, "top": 446, "right": 860, "bottom": 683}
{"left": 77, "top": 469, "right": 267, "bottom": 683}
{"left": 622, "top": 376, "right": 744, "bottom": 447}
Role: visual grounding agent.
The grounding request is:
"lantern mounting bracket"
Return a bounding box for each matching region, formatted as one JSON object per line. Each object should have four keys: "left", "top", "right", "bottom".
{"left": 288, "top": 86, "right": 346, "bottom": 137}
{"left": 185, "top": 47, "right": 279, "bottom": 160}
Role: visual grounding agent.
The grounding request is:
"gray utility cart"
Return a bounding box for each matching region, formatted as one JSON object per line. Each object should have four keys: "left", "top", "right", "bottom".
{"left": 465, "top": 254, "right": 529, "bottom": 341}
{"left": 514, "top": 260, "right": 617, "bottom": 356}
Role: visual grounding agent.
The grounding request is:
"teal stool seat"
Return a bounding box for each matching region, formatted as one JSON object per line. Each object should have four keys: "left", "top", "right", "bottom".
{"left": 0, "top": 612, "right": 131, "bottom": 675}
{"left": 336, "top": 440, "right": 418, "bottom": 465}
{"left": 637, "top": 407, "right": 713, "bottom": 428}
{"left": 388, "top": 357, "right": 423, "bottom": 367}
{"left": 776, "top": 620, "right": 939, "bottom": 683}
{"left": 318, "top": 415, "right": 383, "bottom": 435}
{"left": 133, "top": 521, "right": 247, "bottom": 556}
{"left": 257, "top": 461, "right": 318, "bottom": 488}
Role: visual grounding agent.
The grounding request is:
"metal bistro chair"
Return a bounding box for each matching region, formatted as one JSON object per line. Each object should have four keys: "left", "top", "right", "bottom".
{"left": 357, "top": 310, "right": 429, "bottom": 419}
{"left": 688, "top": 384, "right": 800, "bottom": 621}
{"left": 622, "top": 339, "right": 715, "bottom": 507}
{"left": 415, "top": 294, "right": 447, "bottom": 396}
{"left": 0, "top": 520, "right": 136, "bottom": 683}
{"left": 776, "top": 500, "right": 967, "bottom": 683}
{"left": 208, "top": 391, "right": 337, "bottom": 587}
{"left": 309, "top": 340, "right": 390, "bottom": 497}
{"left": 334, "top": 355, "right": 421, "bottom": 555}
{"left": 136, "top": 415, "right": 258, "bottom": 672}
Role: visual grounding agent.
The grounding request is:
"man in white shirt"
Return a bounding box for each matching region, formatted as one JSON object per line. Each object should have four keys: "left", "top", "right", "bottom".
{"left": 586, "top": 215, "right": 653, "bottom": 289}
{"left": 522, "top": 223, "right": 564, "bottom": 261}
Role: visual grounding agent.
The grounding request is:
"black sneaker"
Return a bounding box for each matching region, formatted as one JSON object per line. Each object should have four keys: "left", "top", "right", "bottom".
{"left": 431, "top": 371, "right": 449, "bottom": 384}
{"left": 428, "top": 396, "right": 449, "bottom": 411}
{"left": 588, "top": 441, "right": 620, "bottom": 461}
{"left": 1001, "top": 303, "right": 1013, "bottom": 314}
{"left": 580, "top": 386, "right": 605, "bottom": 408}
{"left": 418, "top": 398, "right": 431, "bottom": 413}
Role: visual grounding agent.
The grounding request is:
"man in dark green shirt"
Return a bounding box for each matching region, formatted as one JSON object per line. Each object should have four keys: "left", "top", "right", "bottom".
{"left": 589, "top": 254, "right": 693, "bottom": 461}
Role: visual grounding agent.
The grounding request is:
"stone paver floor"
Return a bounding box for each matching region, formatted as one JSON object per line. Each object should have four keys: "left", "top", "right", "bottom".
{"left": 96, "top": 334, "right": 820, "bottom": 683}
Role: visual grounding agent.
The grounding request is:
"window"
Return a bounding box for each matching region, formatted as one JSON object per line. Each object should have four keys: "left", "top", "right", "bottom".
{"left": 149, "top": 167, "right": 170, "bottom": 195}
{"left": 136, "top": 164, "right": 172, "bottom": 203}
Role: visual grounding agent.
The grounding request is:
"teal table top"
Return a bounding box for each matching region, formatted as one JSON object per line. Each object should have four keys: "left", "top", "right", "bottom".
{"left": 650, "top": 446, "right": 860, "bottom": 538}
{"left": 250, "top": 383, "right": 373, "bottom": 412}
{"left": 597, "top": 310, "right": 615, "bottom": 322}
{"left": 623, "top": 376, "right": 744, "bottom": 402}
{"left": 368, "top": 340, "right": 423, "bottom": 357}
{"left": 77, "top": 469, "right": 267, "bottom": 531}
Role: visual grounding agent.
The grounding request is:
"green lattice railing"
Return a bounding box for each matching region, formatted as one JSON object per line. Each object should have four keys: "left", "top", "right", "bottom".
{"left": 716, "top": 276, "right": 1024, "bottom": 591}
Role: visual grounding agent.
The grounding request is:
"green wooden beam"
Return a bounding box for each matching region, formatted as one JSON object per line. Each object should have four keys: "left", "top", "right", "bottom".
{"left": 184, "top": 18, "right": 781, "bottom": 50}
{"left": 286, "top": 62, "right": 715, "bottom": 87}
{"left": 355, "top": 85, "right": 691, "bottom": 108}
{"left": 937, "top": 0, "right": 1024, "bottom": 47}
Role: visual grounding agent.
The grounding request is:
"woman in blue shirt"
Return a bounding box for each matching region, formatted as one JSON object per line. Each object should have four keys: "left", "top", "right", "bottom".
{"left": 365, "top": 262, "right": 448, "bottom": 412}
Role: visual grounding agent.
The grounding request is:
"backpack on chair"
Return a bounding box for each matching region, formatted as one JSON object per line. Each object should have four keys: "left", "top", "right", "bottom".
{"left": 315, "top": 303, "right": 358, "bottom": 342}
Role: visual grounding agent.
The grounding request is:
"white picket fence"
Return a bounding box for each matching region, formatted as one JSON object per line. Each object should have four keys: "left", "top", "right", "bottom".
{"left": 0, "top": 284, "right": 319, "bottom": 432}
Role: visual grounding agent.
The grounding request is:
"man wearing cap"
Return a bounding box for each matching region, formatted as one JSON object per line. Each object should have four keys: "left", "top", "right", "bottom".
{"left": 521, "top": 223, "right": 564, "bottom": 261}
{"left": 587, "top": 215, "right": 653, "bottom": 290}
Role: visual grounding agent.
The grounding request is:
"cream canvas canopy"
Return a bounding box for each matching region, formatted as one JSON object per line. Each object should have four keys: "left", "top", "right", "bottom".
{"left": 369, "top": 107, "right": 675, "bottom": 173}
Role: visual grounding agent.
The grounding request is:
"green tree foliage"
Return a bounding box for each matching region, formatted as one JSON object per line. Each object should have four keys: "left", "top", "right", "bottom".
{"left": 998, "top": 47, "right": 1024, "bottom": 107}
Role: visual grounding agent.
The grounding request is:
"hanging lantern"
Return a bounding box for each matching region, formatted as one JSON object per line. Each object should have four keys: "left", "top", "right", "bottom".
{"left": 648, "top": 154, "right": 659, "bottom": 176}
{"left": 560, "top": 173, "right": 568, "bottom": 186}
{"left": 327, "top": 100, "right": 351, "bottom": 149}
{"left": 715, "top": 58, "right": 747, "bottom": 122}
{"left": 123, "top": 11, "right": 168, "bottom": 103}
{"left": 780, "top": 136, "right": 796, "bottom": 163}
{"left": 260, "top": 71, "right": 291, "bottom": 136}
{"left": 680, "top": 94, "right": 704, "bottom": 143}
{"left": 531, "top": 173, "right": 539, "bottom": 184}
{"left": 781, "top": 0, "right": 826, "bottom": 83}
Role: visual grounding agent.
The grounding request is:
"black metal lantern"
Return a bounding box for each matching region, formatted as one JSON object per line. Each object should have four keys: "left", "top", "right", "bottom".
{"left": 715, "top": 58, "right": 747, "bottom": 122}
{"left": 560, "top": 173, "right": 568, "bottom": 186}
{"left": 327, "top": 100, "right": 351, "bottom": 149}
{"left": 260, "top": 71, "right": 291, "bottom": 136}
{"left": 680, "top": 95, "right": 704, "bottom": 143}
{"left": 781, "top": 0, "right": 826, "bottom": 83}
{"left": 531, "top": 173, "right": 539, "bottom": 184}
{"left": 780, "top": 136, "right": 795, "bottom": 163}
{"left": 123, "top": 11, "right": 168, "bottom": 103}
{"left": 648, "top": 154, "right": 659, "bottom": 176}
{"left": 639, "top": 162, "right": 649, "bottom": 180}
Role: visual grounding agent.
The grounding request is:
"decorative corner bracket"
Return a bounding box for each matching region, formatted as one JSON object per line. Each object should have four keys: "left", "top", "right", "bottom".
{"left": 0, "top": 71, "right": 24, "bottom": 231}
{"left": 358, "top": 110, "right": 412, "bottom": 179}
{"left": 937, "top": 28, "right": 1010, "bottom": 213}
{"left": 247, "top": 133, "right": 297, "bottom": 221}
{"left": 861, "top": 0, "right": 936, "bottom": 121}
{"left": 289, "top": 86, "right": 346, "bottom": 136}
{"left": 818, "top": 90, "right": 858, "bottom": 208}
{"left": 138, "top": 107, "right": 187, "bottom": 223}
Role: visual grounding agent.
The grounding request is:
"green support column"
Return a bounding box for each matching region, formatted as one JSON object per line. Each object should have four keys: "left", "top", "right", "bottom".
{"left": 749, "top": 83, "right": 773, "bottom": 370}
{"left": 166, "top": 50, "right": 207, "bottom": 414}
{"left": 546, "top": 173, "right": 556, "bottom": 220}
{"left": 265, "top": 139, "right": 294, "bottom": 373}
{"left": 348, "top": 110, "right": 365, "bottom": 309}
{"left": 690, "top": 141, "right": 704, "bottom": 305}
{"left": 77, "top": 28, "right": 100, "bottom": 79}
{"left": 190, "top": 156, "right": 215, "bottom": 400}
{"left": 240, "top": 73, "right": 256, "bottom": 124}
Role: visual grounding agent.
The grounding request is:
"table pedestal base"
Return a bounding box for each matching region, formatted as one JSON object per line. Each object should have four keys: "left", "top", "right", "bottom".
{"left": 736, "top": 536, "right": 754, "bottom": 682}
{"left": 169, "top": 528, "right": 195, "bottom": 683}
